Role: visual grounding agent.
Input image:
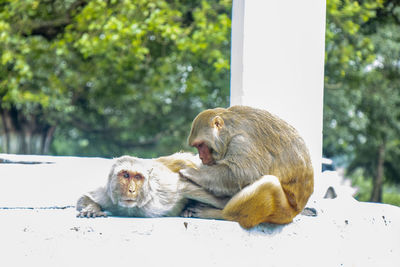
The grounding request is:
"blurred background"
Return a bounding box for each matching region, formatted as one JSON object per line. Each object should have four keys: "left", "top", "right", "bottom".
{"left": 0, "top": 0, "right": 399, "bottom": 206}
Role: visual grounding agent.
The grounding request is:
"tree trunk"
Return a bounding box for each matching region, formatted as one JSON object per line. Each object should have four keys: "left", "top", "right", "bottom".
{"left": 0, "top": 106, "right": 56, "bottom": 155}
{"left": 370, "top": 143, "right": 385, "bottom": 203}
{"left": 0, "top": 109, "right": 11, "bottom": 153}
{"left": 42, "top": 125, "right": 56, "bottom": 154}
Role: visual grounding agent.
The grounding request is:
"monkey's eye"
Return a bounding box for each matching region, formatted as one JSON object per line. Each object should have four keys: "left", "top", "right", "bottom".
{"left": 133, "top": 174, "right": 143, "bottom": 180}
{"left": 197, "top": 142, "right": 204, "bottom": 149}
{"left": 123, "top": 172, "right": 130, "bottom": 178}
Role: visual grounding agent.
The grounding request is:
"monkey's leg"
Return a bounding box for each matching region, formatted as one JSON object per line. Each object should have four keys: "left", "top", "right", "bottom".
{"left": 222, "top": 175, "right": 297, "bottom": 229}
{"left": 76, "top": 195, "right": 107, "bottom": 218}
{"left": 180, "top": 180, "right": 229, "bottom": 209}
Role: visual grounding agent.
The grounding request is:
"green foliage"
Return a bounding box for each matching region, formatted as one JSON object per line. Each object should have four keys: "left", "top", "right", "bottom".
{"left": 349, "top": 168, "right": 372, "bottom": 202}
{"left": 0, "top": 0, "right": 232, "bottom": 157}
{"left": 350, "top": 169, "right": 400, "bottom": 206}
{"left": 324, "top": 0, "right": 400, "bottom": 202}
{"left": 324, "top": 0, "right": 382, "bottom": 159}
{"left": 325, "top": 0, "right": 381, "bottom": 83}
{"left": 383, "top": 190, "right": 400, "bottom": 207}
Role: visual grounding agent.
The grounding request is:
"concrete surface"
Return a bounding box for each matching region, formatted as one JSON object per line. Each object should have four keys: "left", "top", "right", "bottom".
{"left": 0, "top": 154, "right": 399, "bottom": 267}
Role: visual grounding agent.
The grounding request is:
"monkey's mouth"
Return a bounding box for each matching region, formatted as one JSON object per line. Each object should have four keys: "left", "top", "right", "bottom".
{"left": 201, "top": 148, "right": 216, "bottom": 165}
{"left": 120, "top": 199, "right": 137, "bottom": 207}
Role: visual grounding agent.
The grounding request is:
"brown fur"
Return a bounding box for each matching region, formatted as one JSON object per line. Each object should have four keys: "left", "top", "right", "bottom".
{"left": 180, "top": 105, "right": 314, "bottom": 228}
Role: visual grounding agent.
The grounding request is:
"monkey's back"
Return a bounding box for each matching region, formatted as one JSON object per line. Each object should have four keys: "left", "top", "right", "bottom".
{"left": 227, "top": 105, "right": 314, "bottom": 212}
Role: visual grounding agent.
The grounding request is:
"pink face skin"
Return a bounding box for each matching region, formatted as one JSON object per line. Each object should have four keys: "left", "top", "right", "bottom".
{"left": 192, "top": 141, "right": 214, "bottom": 165}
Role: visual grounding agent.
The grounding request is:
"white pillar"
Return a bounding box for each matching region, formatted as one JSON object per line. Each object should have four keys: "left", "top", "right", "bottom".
{"left": 230, "top": 0, "right": 326, "bottom": 175}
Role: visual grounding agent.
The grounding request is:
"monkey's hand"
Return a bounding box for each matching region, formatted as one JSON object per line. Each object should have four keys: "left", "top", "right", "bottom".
{"left": 76, "top": 194, "right": 108, "bottom": 218}
{"left": 77, "top": 203, "right": 108, "bottom": 218}
{"left": 180, "top": 164, "right": 236, "bottom": 197}
{"left": 179, "top": 167, "right": 201, "bottom": 185}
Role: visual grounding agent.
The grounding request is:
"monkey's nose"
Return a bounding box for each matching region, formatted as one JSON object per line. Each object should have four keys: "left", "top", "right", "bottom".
{"left": 128, "top": 185, "right": 136, "bottom": 193}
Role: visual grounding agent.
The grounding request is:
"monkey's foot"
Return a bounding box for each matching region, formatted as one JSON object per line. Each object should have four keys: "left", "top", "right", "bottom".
{"left": 181, "top": 208, "right": 195, "bottom": 218}
{"left": 181, "top": 203, "right": 208, "bottom": 218}
{"left": 181, "top": 204, "right": 223, "bottom": 220}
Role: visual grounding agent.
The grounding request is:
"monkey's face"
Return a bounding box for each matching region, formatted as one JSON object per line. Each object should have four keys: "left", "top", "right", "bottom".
{"left": 108, "top": 156, "right": 152, "bottom": 208}
{"left": 116, "top": 170, "right": 145, "bottom": 207}
{"left": 189, "top": 109, "right": 227, "bottom": 165}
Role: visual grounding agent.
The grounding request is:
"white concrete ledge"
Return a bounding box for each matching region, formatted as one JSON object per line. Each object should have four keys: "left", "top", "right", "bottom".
{"left": 0, "top": 154, "right": 399, "bottom": 267}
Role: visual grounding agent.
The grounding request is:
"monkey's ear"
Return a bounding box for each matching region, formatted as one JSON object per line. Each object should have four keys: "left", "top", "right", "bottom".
{"left": 212, "top": 116, "right": 224, "bottom": 130}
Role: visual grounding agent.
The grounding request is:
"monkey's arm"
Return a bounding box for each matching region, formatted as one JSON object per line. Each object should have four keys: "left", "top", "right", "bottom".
{"left": 180, "top": 180, "right": 229, "bottom": 209}
{"left": 76, "top": 187, "right": 110, "bottom": 218}
{"left": 179, "top": 164, "right": 238, "bottom": 197}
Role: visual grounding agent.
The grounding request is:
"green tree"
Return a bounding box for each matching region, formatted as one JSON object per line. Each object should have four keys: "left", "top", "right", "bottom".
{"left": 0, "top": 0, "right": 232, "bottom": 157}
{"left": 324, "top": 0, "right": 400, "bottom": 202}
{"left": 324, "top": 0, "right": 382, "bottom": 161}
{"left": 347, "top": 21, "right": 400, "bottom": 202}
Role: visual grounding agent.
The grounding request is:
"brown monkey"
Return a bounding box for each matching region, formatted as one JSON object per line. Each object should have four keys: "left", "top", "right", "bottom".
{"left": 179, "top": 105, "right": 314, "bottom": 228}
{"left": 76, "top": 152, "right": 228, "bottom": 218}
